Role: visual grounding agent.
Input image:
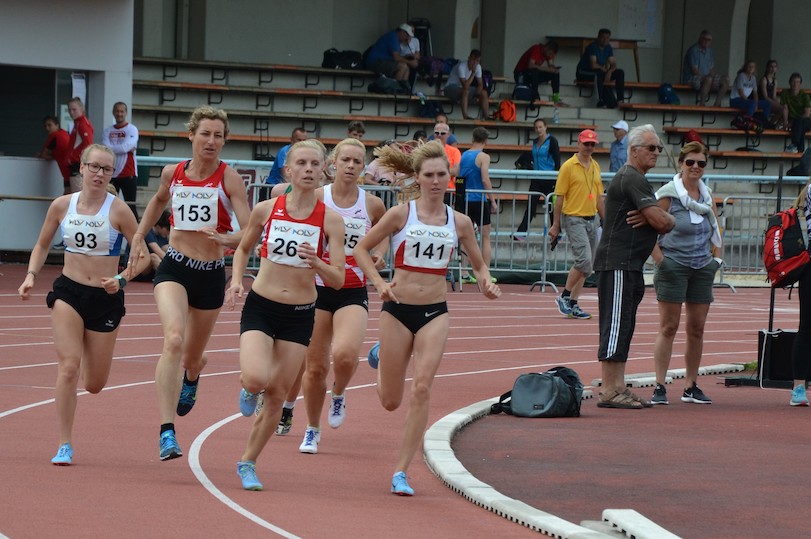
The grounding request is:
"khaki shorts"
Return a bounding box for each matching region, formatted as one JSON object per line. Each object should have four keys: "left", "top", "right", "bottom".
{"left": 653, "top": 256, "right": 720, "bottom": 304}
{"left": 561, "top": 214, "right": 598, "bottom": 276}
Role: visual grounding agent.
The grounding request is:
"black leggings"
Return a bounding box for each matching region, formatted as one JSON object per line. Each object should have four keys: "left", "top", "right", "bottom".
{"left": 112, "top": 176, "right": 139, "bottom": 219}
{"left": 515, "top": 179, "right": 555, "bottom": 233}
{"left": 792, "top": 268, "right": 811, "bottom": 380}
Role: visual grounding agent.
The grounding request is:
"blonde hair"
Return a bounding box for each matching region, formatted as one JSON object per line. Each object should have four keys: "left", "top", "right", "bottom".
{"left": 375, "top": 140, "right": 449, "bottom": 204}
{"left": 185, "top": 106, "right": 230, "bottom": 137}
{"left": 793, "top": 178, "right": 811, "bottom": 210}
{"left": 288, "top": 139, "right": 328, "bottom": 162}
{"left": 329, "top": 137, "right": 366, "bottom": 162}
{"left": 376, "top": 140, "right": 448, "bottom": 176}
{"left": 81, "top": 143, "right": 114, "bottom": 163}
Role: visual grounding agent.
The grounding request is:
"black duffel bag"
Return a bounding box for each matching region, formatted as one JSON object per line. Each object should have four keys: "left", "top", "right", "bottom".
{"left": 322, "top": 48, "right": 363, "bottom": 70}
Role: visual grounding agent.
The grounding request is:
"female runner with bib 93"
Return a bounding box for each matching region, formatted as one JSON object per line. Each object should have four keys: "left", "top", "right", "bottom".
{"left": 353, "top": 141, "right": 501, "bottom": 496}
{"left": 19, "top": 144, "right": 150, "bottom": 465}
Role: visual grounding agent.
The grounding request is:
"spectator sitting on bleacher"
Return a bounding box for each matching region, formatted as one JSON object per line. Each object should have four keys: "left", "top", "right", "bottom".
{"left": 428, "top": 113, "right": 458, "bottom": 146}
{"left": 781, "top": 72, "right": 811, "bottom": 153}
{"left": 443, "top": 50, "right": 491, "bottom": 120}
{"left": 513, "top": 39, "right": 562, "bottom": 103}
{"left": 399, "top": 23, "right": 420, "bottom": 62}
{"left": 266, "top": 128, "right": 307, "bottom": 185}
{"left": 759, "top": 59, "right": 789, "bottom": 130}
{"left": 682, "top": 30, "right": 730, "bottom": 107}
{"left": 730, "top": 60, "right": 771, "bottom": 120}
{"left": 347, "top": 120, "right": 365, "bottom": 140}
{"left": 576, "top": 28, "right": 625, "bottom": 108}
{"left": 365, "top": 23, "right": 417, "bottom": 91}
{"left": 413, "top": 130, "right": 428, "bottom": 144}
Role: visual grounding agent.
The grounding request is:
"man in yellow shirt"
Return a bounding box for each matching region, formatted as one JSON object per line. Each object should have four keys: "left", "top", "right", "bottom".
{"left": 548, "top": 129, "right": 605, "bottom": 319}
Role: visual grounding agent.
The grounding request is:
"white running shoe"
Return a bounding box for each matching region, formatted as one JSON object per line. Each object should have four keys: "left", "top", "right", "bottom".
{"left": 327, "top": 391, "right": 346, "bottom": 429}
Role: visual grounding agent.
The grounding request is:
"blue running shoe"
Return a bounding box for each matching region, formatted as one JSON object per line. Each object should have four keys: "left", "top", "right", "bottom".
{"left": 791, "top": 385, "right": 809, "bottom": 406}
{"left": 391, "top": 471, "right": 414, "bottom": 496}
{"left": 569, "top": 303, "right": 592, "bottom": 320}
{"left": 237, "top": 461, "right": 263, "bottom": 491}
{"left": 51, "top": 443, "right": 73, "bottom": 466}
{"left": 159, "top": 430, "right": 182, "bottom": 461}
{"left": 239, "top": 389, "right": 262, "bottom": 417}
{"left": 368, "top": 341, "right": 380, "bottom": 369}
{"left": 555, "top": 294, "right": 573, "bottom": 316}
{"left": 176, "top": 372, "right": 198, "bottom": 416}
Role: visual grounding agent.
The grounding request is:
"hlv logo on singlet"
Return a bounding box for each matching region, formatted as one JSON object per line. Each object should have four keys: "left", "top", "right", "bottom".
{"left": 412, "top": 229, "right": 451, "bottom": 238}
{"left": 273, "top": 224, "right": 317, "bottom": 237}
{"left": 344, "top": 221, "right": 365, "bottom": 231}
{"left": 175, "top": 191, "right": 215, "bottom": 199}
{"left": 68, "top": 218, "right": 106, "bottom": 228}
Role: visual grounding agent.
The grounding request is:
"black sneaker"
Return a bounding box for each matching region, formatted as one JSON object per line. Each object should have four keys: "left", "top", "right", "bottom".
{"left": 276, "top": 407, "right": 293, "bottom": 435}
{"left": 681, "top": 384, "right": 712, "bottom": 404}
{"left": 651, "top": 383, "right": 669, "bottom": 405}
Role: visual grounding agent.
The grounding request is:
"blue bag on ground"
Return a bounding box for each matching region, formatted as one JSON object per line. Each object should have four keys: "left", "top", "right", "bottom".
{"left": 491, "top": 366, "right": 583, "bottom": 417}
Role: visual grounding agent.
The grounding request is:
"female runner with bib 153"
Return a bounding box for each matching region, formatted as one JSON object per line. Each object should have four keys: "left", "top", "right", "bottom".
{"left": 128, "top": 106, "right": 251, "bottom": 461}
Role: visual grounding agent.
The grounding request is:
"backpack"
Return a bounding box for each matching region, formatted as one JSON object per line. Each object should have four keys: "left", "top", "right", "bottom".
{"left": 490, "top": 366, "right": 584, "bottom": 418}
{"left": 657, "top": 83, "right": 681, "bottom": 105}
{"left": 418, "top": 99, "right": 444, "bottom": 118}
{"left": 321, "top": 48, "right": 363, "bottom": 69}
{"left": 481, "top": 69, "right": 495, "bottom": 95}
{"left": 512, "top": 84, "right": 533, "bottom": 101}
{"left": 368, "top": 75, "right": 407, "bottom": 95}
{"left": 514, "top": 151, "right": 534, "bottom": 170}
{"left": 495, "top": 99, "right": 516, "bottom": 122}
{"left": 763, "top": 207, "right": 810, "bottom": 288}
{"left": 731, "top": 112, "right": 764, "bottom": 134}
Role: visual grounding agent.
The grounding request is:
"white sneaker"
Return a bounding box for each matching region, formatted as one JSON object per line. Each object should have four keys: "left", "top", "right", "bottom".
{"left": 299, "top": 426, "right": 320, "bottom": 454}
{"left": 327, "top": 391, "right": 346, "bottom": 429}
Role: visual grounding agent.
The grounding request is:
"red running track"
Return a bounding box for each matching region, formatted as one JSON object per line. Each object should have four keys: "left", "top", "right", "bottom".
{"left": 0, "top": 263, "right": 802, "bottom": 537}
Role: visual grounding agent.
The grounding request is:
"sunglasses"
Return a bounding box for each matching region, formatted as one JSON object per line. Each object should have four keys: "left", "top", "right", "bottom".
{"left": 434, "top": 131, "right": 448, "bottom": 136}
{"left": 636, "top": 144, "right": 664, "bottom": 152}
{"left": 684, "top": 159, "right": 707, "bottom": 168}
{"left": 581, "top": 141, "right": 596, "bottom": 147}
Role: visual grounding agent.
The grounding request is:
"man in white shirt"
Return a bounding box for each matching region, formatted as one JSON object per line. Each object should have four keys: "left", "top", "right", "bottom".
{"left": 102, "top": 102, "right": 140, "bottom": 218}
{"left": 443, "top": 50, "right": 491, "bottom": 120}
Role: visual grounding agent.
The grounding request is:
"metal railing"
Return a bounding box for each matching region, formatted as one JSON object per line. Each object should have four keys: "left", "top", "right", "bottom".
{"left": 134, "top": 156, "right": 790, "bottom": 290}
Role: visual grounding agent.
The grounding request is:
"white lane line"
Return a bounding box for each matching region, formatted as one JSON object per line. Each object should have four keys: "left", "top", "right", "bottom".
{"left": 187, "top": 415, "right": 302, "bottom": 539}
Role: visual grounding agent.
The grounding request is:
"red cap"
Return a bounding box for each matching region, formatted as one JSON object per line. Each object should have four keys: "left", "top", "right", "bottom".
{"left": 579, "top": 129, "right": 599, "bottom": 143}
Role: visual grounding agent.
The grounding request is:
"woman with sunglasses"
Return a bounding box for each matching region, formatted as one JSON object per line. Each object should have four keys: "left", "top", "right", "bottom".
{"left": 18, "top": 144, "right": 149, "bottom": 465}
{"left": 649, "top": 141, "right": 722, "bottom": 405}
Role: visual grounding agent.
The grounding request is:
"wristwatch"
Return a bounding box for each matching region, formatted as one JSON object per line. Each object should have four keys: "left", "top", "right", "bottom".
{"left": 115, "top": 275, "right": 127, "bottom": 289}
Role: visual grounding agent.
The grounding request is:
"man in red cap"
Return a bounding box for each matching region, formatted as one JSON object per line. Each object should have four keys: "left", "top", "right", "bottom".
{"left": 548, "top": 129, "right": 605, "bottom": 319}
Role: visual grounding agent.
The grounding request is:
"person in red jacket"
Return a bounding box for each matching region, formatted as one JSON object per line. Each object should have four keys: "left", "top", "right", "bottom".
{"left": 66, "top": 97, "right": 94, "bottom": 194}
{"left": 37, "top": 116, "right": 71, "bottom": 193}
